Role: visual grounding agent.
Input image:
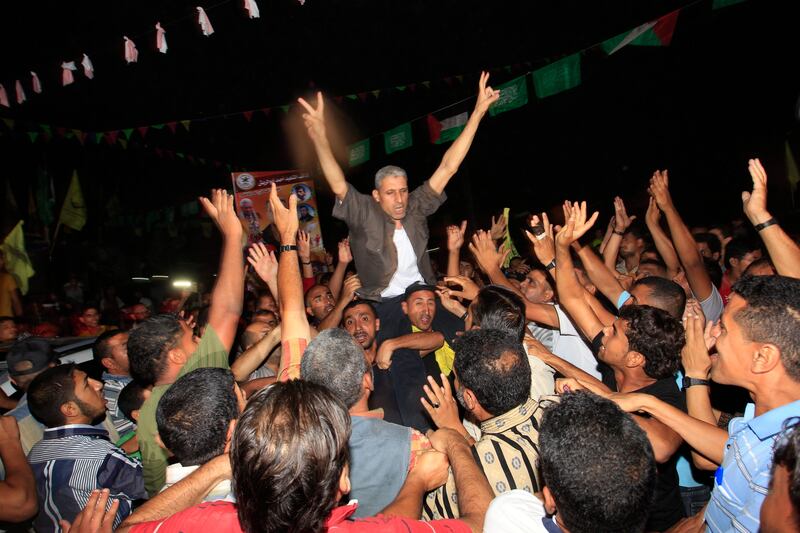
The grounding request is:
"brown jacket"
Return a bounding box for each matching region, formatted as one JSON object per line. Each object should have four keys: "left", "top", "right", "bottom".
{"left": 332, "top": 181, "right": 446, "bottom": 300}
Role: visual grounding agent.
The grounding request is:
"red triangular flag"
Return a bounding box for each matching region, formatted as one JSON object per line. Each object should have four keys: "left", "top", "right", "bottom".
{"left": 357, "top": 92, "right": 368, "bottom": 102}
{"left": 243, "top": 111, "right": 254, "bottom": 122}
{"left": 166, "top": 122, "right": 178, "bottom": 134}
{"left": 55, "top": 127, "right": 66, "bottom": 137}
{"left": 107, "top": 131, "right": 120, "bottom": 144}
{"left": 653, "top": 10, "right": 680, "bottom": 45}
{"left": 334, "top": 96, "right": 344, "bottom": 104}
{"left": 138, "top": 126, "right": 149, "bottom": 138}
{"left": 427, "top": 114, "right": 442, "bottom": 144}
{"left": 261, "top": 108, "right": 271, "bottom": 117}
{"left": 154, "top": 148, "right": 163, "bottom": 157}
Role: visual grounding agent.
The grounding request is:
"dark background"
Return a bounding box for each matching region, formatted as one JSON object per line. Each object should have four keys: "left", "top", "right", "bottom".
{"left": 0, "top": 0, "right": 797, "bottom": 299}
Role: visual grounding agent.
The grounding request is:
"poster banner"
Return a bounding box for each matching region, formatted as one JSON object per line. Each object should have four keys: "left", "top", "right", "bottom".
{"left": 231, "top": 170, "right": 325, "bottom": 262}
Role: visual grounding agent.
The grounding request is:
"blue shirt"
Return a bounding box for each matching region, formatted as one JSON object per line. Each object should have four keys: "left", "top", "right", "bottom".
{"left": 27, "top": 424, "right": 146, "bottom": 533}
{"left": 705, "top": 399, "right": 800, "bottom": 532}
{"left": 102, "top": 372, "right": 135, "bottom": 435}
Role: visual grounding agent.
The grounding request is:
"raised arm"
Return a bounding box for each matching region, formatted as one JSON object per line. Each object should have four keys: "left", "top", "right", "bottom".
{"left": 649, "top": 170, "right": 714, "bottom": 301}
{"left": 575, "top": 242, "right": 627, "bottom": 309}
{"left": 428, "top": 72, "right": 500, "bottom": 195}
{"left": 317, "top": 275, "right": 361, "bottom": 331}
{"left": 297, "top": 230, "right": 315, "bottom": 281}
{"left": 554, "top": 202, "right": 604, "bottom": 340}
{"left": 199, "top": 189, "right": 245, "bottom": 350}
{"left": 743, "top": 158, "right": 800, "bottom": 278}
{"left": 602, "top": 197, "right": 635, "bottom": 270}
{"left": 230, "top": 325, "right": 282, "bottom": 381}
{"left": 446, "top": 221, "right": 467, "bottom": 278}
{"left": 298, "top": 92, "right": 348, "bottom": 200}
{"left": 0, "top": 417, "right": 37, "bottom": 523}
{"left": 375, "top": 331, "right": 446, "bottom": 370}
{"left": 644, "top": 197, "right": 681, "bottom": 278}
{"left": 247, "top": 244, "right": 280, "bottom": 305}
{"left": 328, "top": 238, "right": 352, "bottom": 301}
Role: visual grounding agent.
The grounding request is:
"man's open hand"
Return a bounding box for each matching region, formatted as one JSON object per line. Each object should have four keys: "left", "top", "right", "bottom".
{"left": 447, "top": 221, "right": 468, "bottom": 251}
{"left": 199, "top": 189, "right": 242, "bottom": 239}
{"left": 743, "top": 158, "right": 771, "bottom": 225}
{"left": 268, "top": 183, "right": 298, "bottom": 243}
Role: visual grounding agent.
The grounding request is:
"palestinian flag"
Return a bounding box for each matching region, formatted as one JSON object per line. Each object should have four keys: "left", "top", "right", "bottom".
{"left": 427, "top": 112, "right": 468, "bottom": 144}
{"left": 602, "top": 10, "right": 680, "bottom": 55}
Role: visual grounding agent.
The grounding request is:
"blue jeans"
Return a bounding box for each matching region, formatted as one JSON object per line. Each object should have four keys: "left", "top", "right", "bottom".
{"left": 680, "top": 485, "right": 711, "bottom": 517}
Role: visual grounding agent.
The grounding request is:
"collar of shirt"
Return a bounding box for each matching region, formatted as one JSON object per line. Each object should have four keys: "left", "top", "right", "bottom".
{"left": 102, "top": 372, "right": 132, "bottom": 382}
{"left": 351, "top": 409, "right": 385, "bottom": 419}
{"left": 481, "top": 397, "right": 539, "bottom": 435}
{"left": 43, "top": 424, "right": 109, "bottom": 440}
{"left": 747, "top": 399, "right": 800, "bottom": 441}
{"left": 325, "top": 500, "right": 360, "bottom": 526}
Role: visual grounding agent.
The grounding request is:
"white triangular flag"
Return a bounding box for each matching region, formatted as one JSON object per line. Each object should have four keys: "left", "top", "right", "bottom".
{"left": 197, "top": 7, "right": 215, "bottom": 36}
{"left": 156, "top": 22, "right": 168, "bottom": 53}
{"left": 31, "top": 72, "right": 42, "bottom": 94}
{"left": 124, "top": 36, "right": 139, "bottom": 63}
{"left": 81, "top": 54, "right": 94, "bottom": 79}
{"left": 15, "top": 80, "right": 25, "bottom": 104}
{"left": 0, "top": 84, "right": 8, "bottom": 107}
{"left": 244, "top": 0, "right": 260, "bottom": 18}
{"left": 61, "top": 61, "right": 77, "bottom": 86}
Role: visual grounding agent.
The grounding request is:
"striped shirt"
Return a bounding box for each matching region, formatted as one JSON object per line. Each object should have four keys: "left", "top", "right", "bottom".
{"left": 423, "top": 396, "right": 559, "bottom": 520}
{"left": 705, "top": 399, "right": 800, "bottom": 532}
{"left": 27, "top": 424, "right": 147, "bottom": 533}
{"left": 102, "top": 372, "right": 135, "bottom": 436}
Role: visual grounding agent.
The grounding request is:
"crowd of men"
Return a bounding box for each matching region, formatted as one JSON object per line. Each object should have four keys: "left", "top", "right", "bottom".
{"left": 1, "top": 73, "right": 799, "bottom": 533}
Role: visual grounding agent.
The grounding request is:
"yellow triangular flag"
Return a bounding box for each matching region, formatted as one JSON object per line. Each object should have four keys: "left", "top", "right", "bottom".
{"left": 501, "top": 207, "right": 520, "bottom": 268}
{"left": 786, "top": 141, "right": 799, "bottom": 206}
{"left": 1, "top": 220, "right": 35, "bottom": 295}
{"left": 59, "top": 171, "right": 87, "bottom": 231}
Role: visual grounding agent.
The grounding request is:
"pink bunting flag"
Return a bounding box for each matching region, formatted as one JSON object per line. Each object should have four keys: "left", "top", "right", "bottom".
{"left": 243, "top": 110, "right": 254, "bottom": 122}
{"left": 138, "top": 126, "right": 149, "bottom": 138}
{"left": 0, "top": 84, "right": 9, "bottom": 107}
{"left": 15, "top": 80, "right": 26, "bottom": 104}
{"left": 156, "top": 23, "right": 168, "bottom": 54}
{"left": 197, "top": 7, "right": 214, "bottom": 36}
{"left": 61, "top": 61, "right": 77, "bottom": 86}
{"left": 31, "top": 71, "right": 42, "bottom": 94}
{"left": 81, "top": 54, "right": 94, "bottom": 79}
{"left": 166, "top": 122, "right": 178, "bottom": 133}
{"left": 124, "top": 36, "right": 139, "bottom": 63}
{"left": 244, "top": 0, "right": 260, "bottom": 18}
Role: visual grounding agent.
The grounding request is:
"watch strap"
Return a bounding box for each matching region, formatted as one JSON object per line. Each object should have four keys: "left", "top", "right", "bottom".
{"left": 754, "top": 218, "right": 778, "bottom": 232}
{"left": 279, "top": 244, "right": 298, "bottom": 253}
{"left": 683, "top": 376, "right": 711, "bottom": 389}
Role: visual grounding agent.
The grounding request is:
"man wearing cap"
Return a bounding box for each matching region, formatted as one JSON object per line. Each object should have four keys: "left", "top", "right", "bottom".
{"left": 298, "top": 73, "right": 499, "bottom": 303}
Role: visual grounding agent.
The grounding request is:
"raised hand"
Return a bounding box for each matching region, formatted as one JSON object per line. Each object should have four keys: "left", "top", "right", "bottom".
{"left": 555, "top": 201, "right": 599, "bottom": 248}
{"left": 340, "top": 274, "right": 362, "bottom": 302}
{"left": 338, "top": 238, "right": 353, "bottom": 264}
{"left": 441, "top": 275, "right": 480, "bottom": 301}
{"left": 247, "top": 243, "right": 279, "bottom": 284}
{"left": 268, "top": 182, "right": 298, "bottom": 243}
{"left": 468, "top": 230, "right": 509, "bottom": 274}
{"left": 648, "top": 169, "right": 673, "bottom": 211}
{"left": 297, "top": 92, "right": 328, "bottom": 145}
{"left": 297, "top": 230, "right": 311, "bottom": 263}
{"left": 474, "top": 71, "right": 501, "bottom": 115}
{"left": 645, "top": 197, "right": 661, "bottom": 228}
{"left": 422, "top": 375, "right": 463, "bottom": 432}
{"left": 447, "top": 220, "right": 468, "bottom": 251}
{"left": 682, "top": 301, "right": 713, "bottom": 378}
{"left": 489, "top": 214, "right": 507, "bottom": 241}
{"left": 613, "top": 196, "right": 636, "bottom": 233}
{"left": 743, "top": 158, "right": 771, "bottom": 225}
{"left": 199, "top": 189, "right": 243, "bottom": 238}
{"left": 525, "top": 213, "right": 555, "bottom": 266}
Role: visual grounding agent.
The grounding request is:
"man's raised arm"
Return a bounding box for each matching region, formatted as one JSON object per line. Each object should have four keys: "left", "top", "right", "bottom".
{"left": 743, "top": 158, "right": 800, "bottom": 278}
{"left": 298, "top": 92, "right": 349, "bottom": 200}
{"left": 199, "top": 189, "right": 245, "bottom": 350}
{"left": 428, "top": 71, "right": 500, "bottom": 195}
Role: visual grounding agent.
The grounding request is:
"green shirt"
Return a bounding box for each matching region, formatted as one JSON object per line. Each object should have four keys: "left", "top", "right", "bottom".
{"left": 137, "top": 325, "right": 229, "bottom": 497}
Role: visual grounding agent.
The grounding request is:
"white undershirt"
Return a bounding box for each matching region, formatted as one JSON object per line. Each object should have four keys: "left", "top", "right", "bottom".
{"left": 381, "top": 227, "right": 424, "bottom": 298}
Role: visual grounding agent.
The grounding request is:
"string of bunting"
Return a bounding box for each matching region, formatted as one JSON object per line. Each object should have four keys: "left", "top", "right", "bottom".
{"left": 0, "top": 0, "right": 745, "bottom": 170}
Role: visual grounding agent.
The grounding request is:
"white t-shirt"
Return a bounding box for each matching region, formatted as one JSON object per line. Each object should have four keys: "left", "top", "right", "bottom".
{"left": 381, "top": 227, "right": 424, "bottom": 298}
{"left": 484, "top": 490, "right": 555, "bottom": 533}
{"left": 552, "top": 305, "right": 602, "bottom": 380}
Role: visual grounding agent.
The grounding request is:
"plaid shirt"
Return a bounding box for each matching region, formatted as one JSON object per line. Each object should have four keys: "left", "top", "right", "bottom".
{"left": 705, "top": 399, "right": 800, "bottom": 532}
{"left": 28, "top": 424, "right": 146, "bottom": 533}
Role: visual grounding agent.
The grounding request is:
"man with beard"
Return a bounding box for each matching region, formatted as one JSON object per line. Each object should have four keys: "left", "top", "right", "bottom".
{"left": 26, "top": 364, "right": 146, "bottom": 532}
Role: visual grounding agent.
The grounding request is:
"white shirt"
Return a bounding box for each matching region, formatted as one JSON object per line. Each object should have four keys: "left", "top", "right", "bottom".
{"left": 381, "top": 226, "right": 424, "bottom": 298}
{"left": 162, "top": 463, "right": 236, "bottom": 502}
{"left": 484, "top": 489, "right": 554, "bottom": 533}
{"left": 553, "top": 305, "right": 602, "bottom": 380}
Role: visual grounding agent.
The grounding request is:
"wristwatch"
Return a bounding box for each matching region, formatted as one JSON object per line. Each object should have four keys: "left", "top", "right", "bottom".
{"left": 754, "top": 218, "right": 778, "bottom": 232}
{"left": 682, "top": 376, "right": 711, "bottom": 389}
{"left": 545, "top": 259, "right": 556, "bottom": 271}
{"left": 279, "top": 244, "right": 298, "bottom": 253}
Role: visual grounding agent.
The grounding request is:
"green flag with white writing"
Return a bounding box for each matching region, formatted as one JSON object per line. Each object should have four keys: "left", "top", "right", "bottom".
{"left": 384, "top": 123, "right": 412, "bottom": 154}
{"left": 489, "top": 76, "right": 528, "bottom": 117}
{"left": 532, "top": 54, "right": 581, "bottom": 99}
{"left": 348, "top": 139, "right": 370, "bottom": 167}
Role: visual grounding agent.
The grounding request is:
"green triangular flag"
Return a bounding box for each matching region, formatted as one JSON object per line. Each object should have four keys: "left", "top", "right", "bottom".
{"left": 280, "top": 105, "right": 289, "bottom": 114}
{"left": 95, "top": 132, "right": 104, "bottom": 144}
{"left": 489, "top": 76, "right": 529, "bottom": 117}
{"left": 27, "top": 132, "right": 39, "bottom": 143}
{"left": 40, "top": 124, "right": 52, "bottom": 136}
{"left": 713, "top": 0, "right": 746, "bottom": 9}
{"left": 151, "top": 123, "right": 165, "bottom": 130}
{"left": 384, "top": 123, "right": 412, "bottom": 154}
{"left": 176, "top": 152, "right": 185, "bottom": 159}
{"left": 65, "top": 130, "right": 75, "bottom": 139}
{"left": 122, "top": 128, "right": 134, "bottom": 140}
{"left": 532, "top": 54, "right": 581, "bottom": 99}
{"left": 348, "top": 139, "right": 370, "bottom": 167}
{"left": 395, "top": 85, "right": 407, "bottom": 91}
{"left": 346, "top": 94, "right": 358, "bottom": 101}
{"left": 422, "top": 81, "right": 431, "bottom": 88}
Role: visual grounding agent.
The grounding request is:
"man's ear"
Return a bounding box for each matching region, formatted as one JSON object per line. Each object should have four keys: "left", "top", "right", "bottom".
{"left": 401, "top": 301, "right": 408, "bottom": 316}
{"left": 131, "top": 409, "right": 140, "bottom": 422}
{"left": 375, "top": 318, "right": 380, "bottom": 332}
{"left": 625, "top": 350, "right": 646, "bottom": 370}
{"left": 166, "top": 347, "right": 187, "bottom": 366}
{"left": 223, "top": 420, "right": 237, "bottom": 454}
{"left": 362, "top": 371, "right": 374, "bottom": 393}
{"left": 371, "top": 190, "right": 380, "bottom": 203}
{"left": 60, "top": 401, "right": 79, "bottom": 420}
{"left": 339, "top": 464, "right": 351, "bottom": 496}
{"left": 752, "top": 343, "right": 782, "bottom": 375}
{"left": 100, "top": 357, "right": 115, "bottom": 372}
{"left": 542, "top": 486, "right": 558, "bottom": 515}
{"left": 462, "top": 388, "right": 478, "bottom": 412}
{"left": 305, "top": 306, "right": 314, "bottom": 317}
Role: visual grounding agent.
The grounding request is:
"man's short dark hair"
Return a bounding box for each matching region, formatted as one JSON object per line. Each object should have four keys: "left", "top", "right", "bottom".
{"left": 156, "top": 368, "right": 239, "bottom": 466}
{"left": 638, "top": 258, "right": 667, "bottom": 278}
{"left": 232, "top": 380, "right": 350, "bottom": 533}
{"left": 725, "top": 237, "right": 761, "bottom": 268}
{"left": 471, "top": 285, "right": 527, "bottom": 341}
{"left": 743, "top": 257, "right": 775, "bottom": 276}
{"left": 127, "top": 314, "right": 182, "bottom": 386}
{"left": 0, "top": 315, "right": 14, "bottom": 325}
{"left": 453, "top": 329, "right": 531, "bottom": 416}
{"left": 92, "top": 329, "right": 127, "bottom": 364}
{"left": 342, "top": 299, "right": 377, "bottom": 319}
{"left": 632, "top": 277, "right": 686, "bottom": 318}
{"left": 301, "top": 328, "right": 368, "bottom": 409}
{"left": 27, "top": 364, "right": 78, "bottom": 428}
{"left": 117, "top": 381, "right": 148, "bottom": 423}
{"left": 540, "top": 391, "right": 656, "bottom": 533}
{"left": 694, "top": 232, "right": 722, "bottom": 256}
{"left": 619, "top": 305, "right": 684, "bottom": 379}
{"left": 624, "top": 221, "right": 649, "bottom": 242}
{"left": 732, "top": 275, "right": 800, "bottom": 381}
{"left": 772, "top": 420, "right": 800, "bottom": 527}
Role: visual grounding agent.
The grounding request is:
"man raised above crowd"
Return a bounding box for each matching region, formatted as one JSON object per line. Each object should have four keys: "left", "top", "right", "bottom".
{"left": 297, "top": 72, "right": 499, "bottom": 302}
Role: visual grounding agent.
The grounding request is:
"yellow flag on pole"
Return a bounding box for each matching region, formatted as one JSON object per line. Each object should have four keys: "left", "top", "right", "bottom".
{"left": 59, "top": 171, "right": 87, "bottom": 231}
{"left": 1, "top": 220, "right": 35, "bottom": 295}
{"left": 501, "top": 207, "right": 520, "bottom": 268}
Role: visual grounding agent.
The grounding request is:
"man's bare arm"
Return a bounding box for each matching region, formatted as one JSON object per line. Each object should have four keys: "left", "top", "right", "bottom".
{"left": 0, "top": 417, "right": 37, "bottom": 523}
{"left": 298, "top": 92, "right": 348, "bottom": 200}
{"left": 375, "top": 331, "right": 446, "bottom": 370}
{"left": 644, "top": 197, "right": 681, "bottom": 278}
{"left": 231, "top": 326, "right": 282, "bottom": 381}
{"left": 317, "top": 275, "right": 361, "bottom": 331}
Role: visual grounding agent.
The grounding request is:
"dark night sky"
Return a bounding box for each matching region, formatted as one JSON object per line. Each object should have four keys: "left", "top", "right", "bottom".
{"left": 0, "top": 0, "right": 797, "bottom": 295}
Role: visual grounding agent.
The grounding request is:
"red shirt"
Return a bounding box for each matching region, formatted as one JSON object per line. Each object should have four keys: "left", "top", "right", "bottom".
{"left": 130, "top": 500, "right": 469, "bottom": 533}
